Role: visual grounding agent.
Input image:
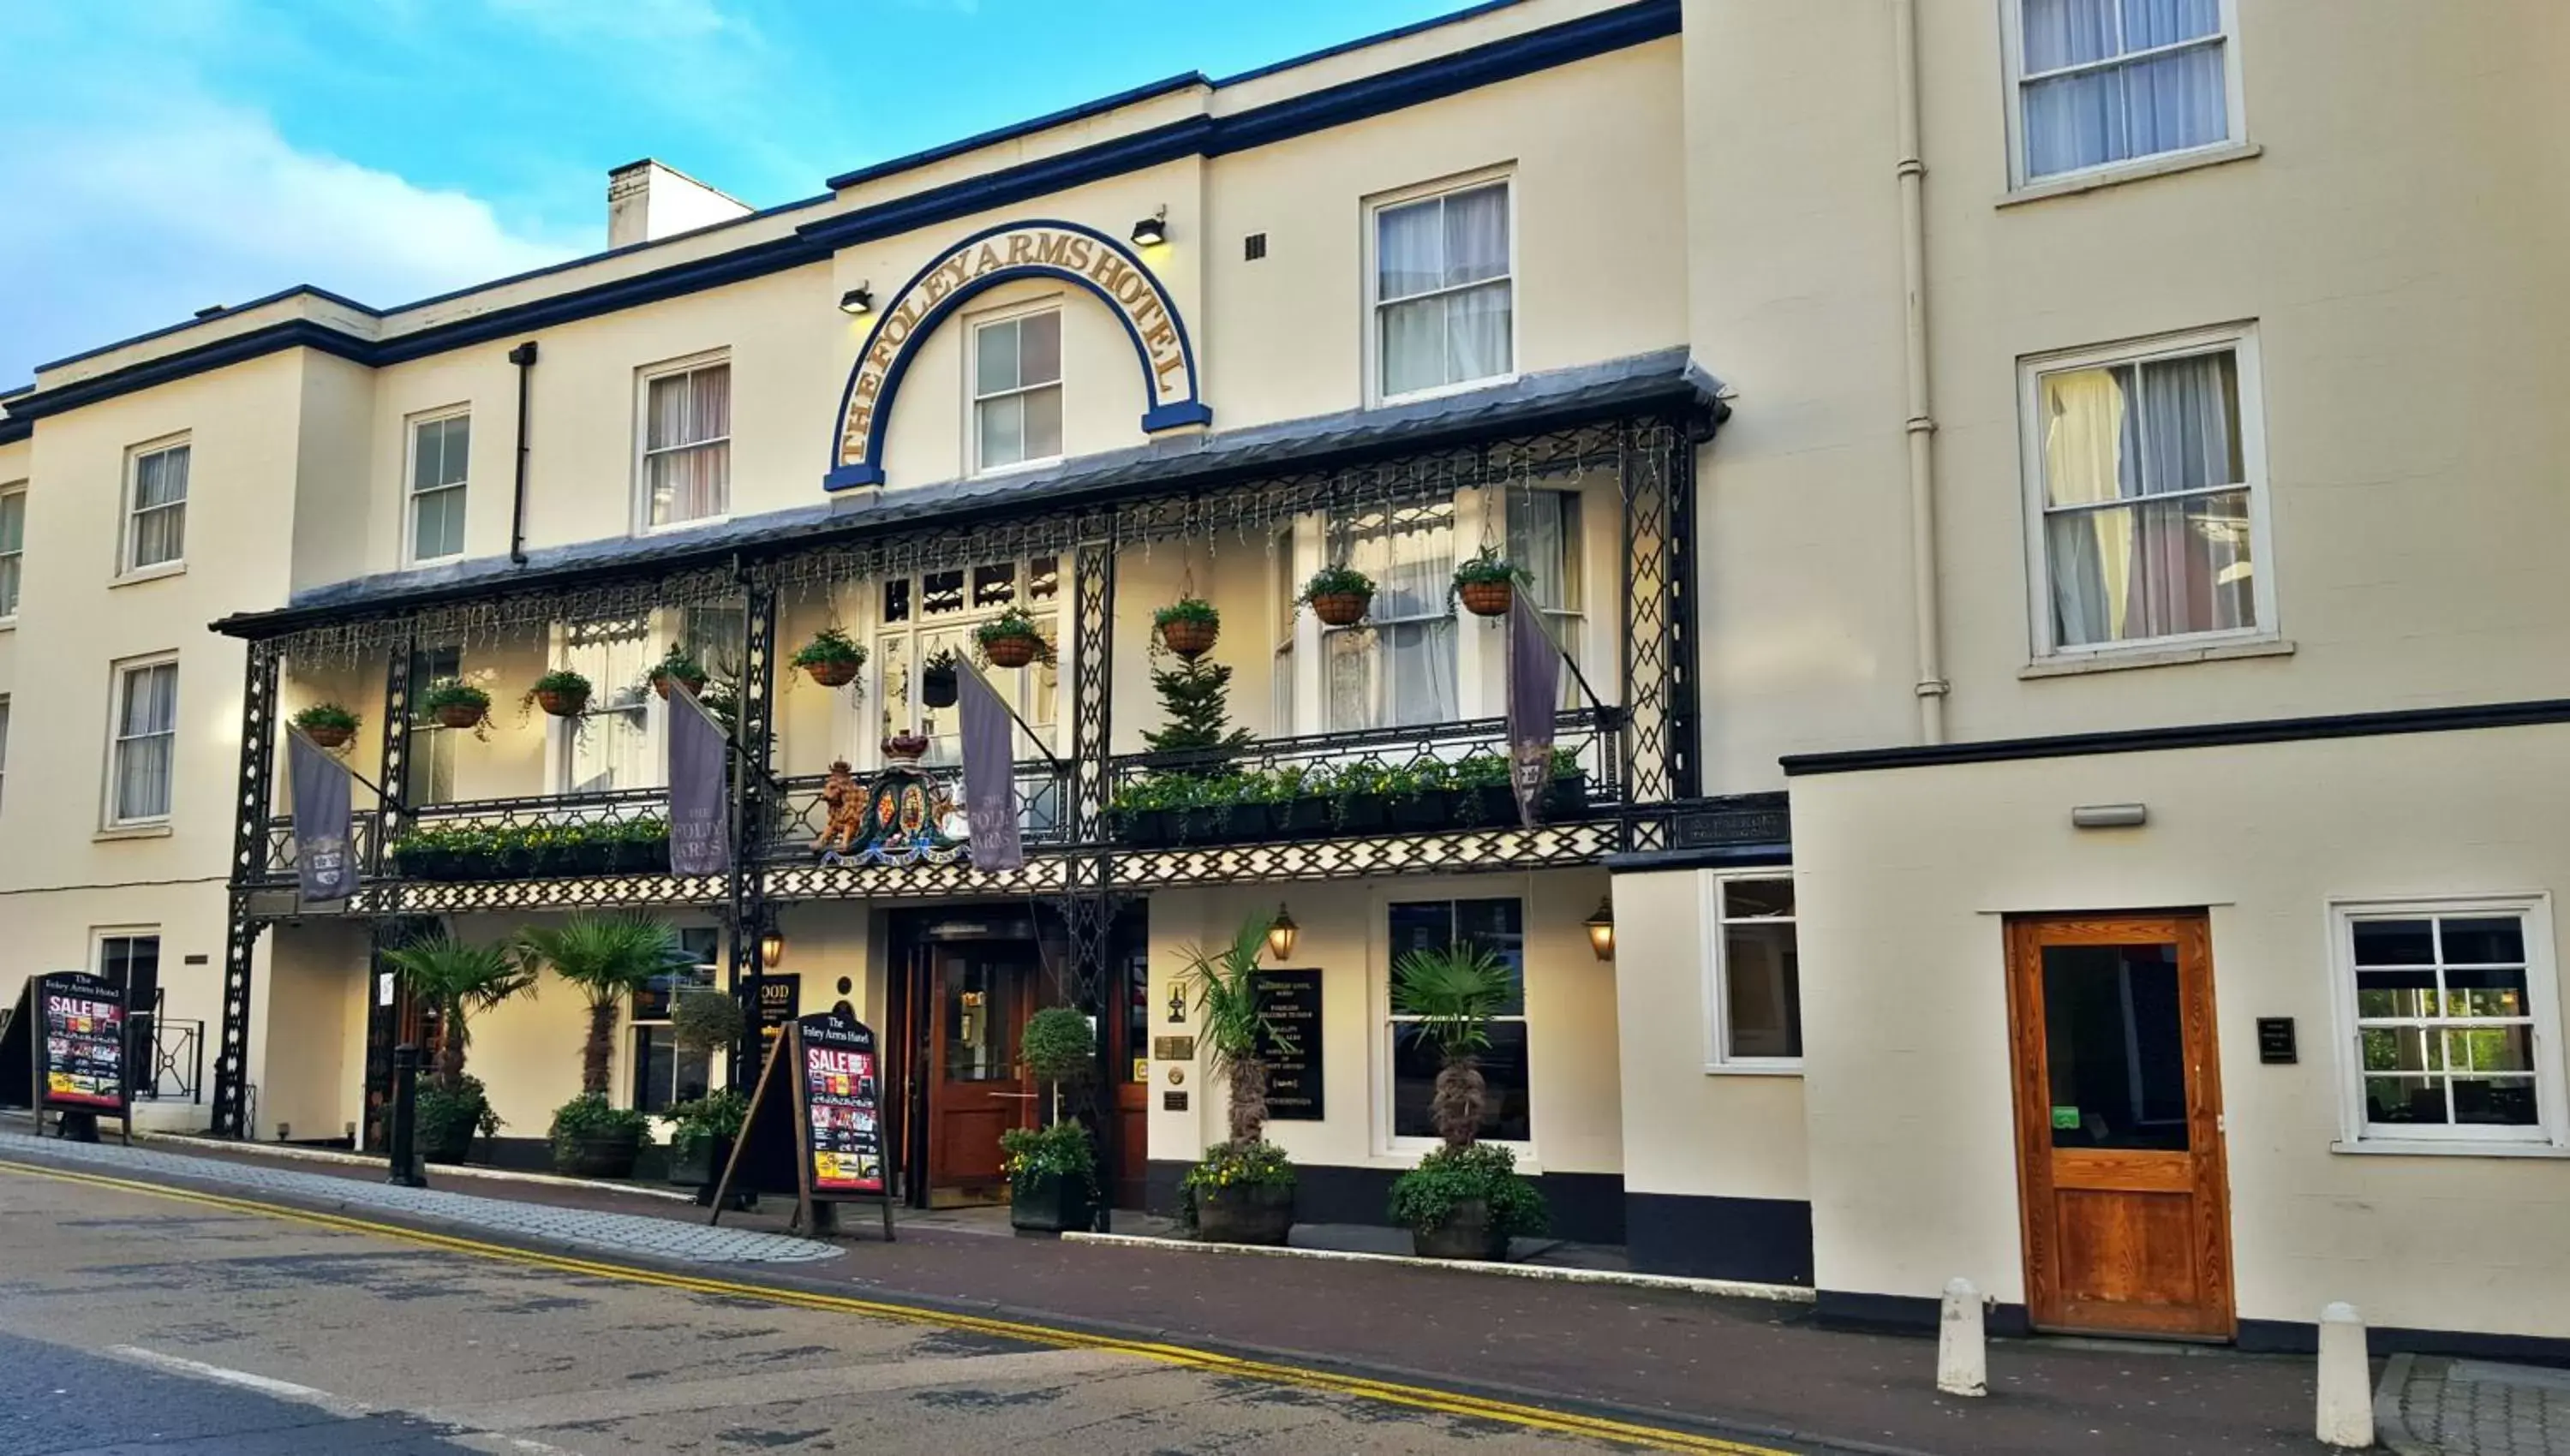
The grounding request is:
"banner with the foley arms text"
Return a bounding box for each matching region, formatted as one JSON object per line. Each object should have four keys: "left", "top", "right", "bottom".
{"left": 955, "top": 663, "right": 1025, "bottom": 871}
{"left": 666, "top": 683, "right": 733, "bottom": 876}
{"left": 287, "top": 731, "right": 356, "bottom": 904}
{"left": 1505, "top": 597, "right": 1563, "bottom": 831}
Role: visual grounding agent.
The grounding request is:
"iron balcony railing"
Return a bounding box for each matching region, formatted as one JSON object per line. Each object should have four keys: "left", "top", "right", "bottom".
{"left": 762, "top": 758, "right": 1074, "bottom": 863}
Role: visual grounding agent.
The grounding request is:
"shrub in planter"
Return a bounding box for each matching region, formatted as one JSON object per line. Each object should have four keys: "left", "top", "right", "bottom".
{"left": 1450, "top": 544, "right": 1529, "bottom": 618}
{"left": 669, "top": 988, "right": 745, "bottom": 1060}
{"left": 973, "top": 606, "right": 1055, "bottom": 670}
{"left": 292, "top": 702, "right": 362, "bottom": 750}
{"left": 528, "top": 669, "right": 592, "bottom": 719}
{"left": 549, "top": 1092, "right": 650, "bottom": 1179}
{"left": 647, "top": 644, "right": 710, "bottom": 701}
{"left": 422, "top": 678, "right": 491, "bottom": 731}
{"left": 1000, "top": 1122, "right": 1098, "bottom": 1234}
{"left": 415, "top": 1074, "right": 499, "bottom": 1164}
{"left": 1389, "top": 1143, "right": 1548, "bottom": 1260}
{"left": 1153, "top": 597, "right": 1221, "bottom": 660}
{"left": 666, "top": 1087, "right": 750, "bottom": 1193}
{"left": 1180, "top": 1139, "right": 1297, "bottom": 1245}
{"left": 1296, "top": 564, "right": 1375, "bottom": 627}
{"left": 920, "top": 649, "right": 962, "bottom": 709}
{"left": 792, "top": 627, "right": 867, "bottom": 688}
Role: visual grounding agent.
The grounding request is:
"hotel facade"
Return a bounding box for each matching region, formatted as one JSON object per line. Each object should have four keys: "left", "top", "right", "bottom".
{"left": 3, "top": 0, "right": 2566, "bottom": 1358}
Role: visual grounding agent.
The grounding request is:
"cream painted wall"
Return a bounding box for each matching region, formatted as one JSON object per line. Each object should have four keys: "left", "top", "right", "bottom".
{"left": 1145, "top": 869, "right": 1621, "bottom": 1178}
{"left": 1610, "top": 867, "right": 1808, "bottom": 1202}
{"left": 1792, "top": 723, "right": 2570, "bottom": 1337}
{"left": 0, "top": 882, "right": 230, "bottom": 1122}
{"left": 256, "top": 920, "right": 368, "bottom": 1143}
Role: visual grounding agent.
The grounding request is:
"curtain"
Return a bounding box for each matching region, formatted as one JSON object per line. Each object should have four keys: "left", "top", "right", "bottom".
{"left": 132, "top": 447, "right": 188, "bottom": 566}
{"left": 1508, "top": 490, "right": 1585, "bottom": 707}
{"left": 1442, "top": 185, "right": 1510, "bottom": 384}
{"left": 1325, "top": 504, "right": 1457, "bottom": 728}
{"left": 2021, "top": 0, "right": 2225, "bottom": 179}
{"left": 647, "top": 367, "right": 730, "bottom": 525}
{"left": 565, "top": 625, "right": 650, "bottom": 792}
{"left": 117, "top": 663, "right": 177, "bottom": 820}
{"left": 1378, "top": 186, "right": 1511, "bottom": 395}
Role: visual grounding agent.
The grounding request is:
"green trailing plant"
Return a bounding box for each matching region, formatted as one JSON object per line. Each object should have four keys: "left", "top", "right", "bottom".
{"left": 389, "top": 818, "right": 669, "bottom": 880}
{"left": 667, "top": 1087, "right": 750, "bottom": 1149}
{"left": 380, "top": 932, "right": 539, "bottom": 1089}
{"left": 416, "top": 1073, "right": 500, "bottom": 1150}
{"left": 1450, "top": 543, "right": 1531, "bottom": 591}
{"left": 1141, "top": 657, "right": 1254, "bottom": 757}
{"left": 1179, "top": 915, "right": 1289, "bottom": 1145}
{"left": 548, "top": 1091, "right": 649, "bottom": 1152}
{"left": 1391, "top": 940, "right": 1516, "bottom": 1148}
{"left": 791, "top": 625, "right": 866, "bottom": 669}
{"left": 421, "top": 677, "right": 491, "bottom": 718}
{"left": 1296, "top": 564, "right": 1376, "bottom": 606}
{"left": 1388, "top": 1143, "right": 1548, "bottom": 1240}
{"left": 291, "top": 702, "right": 361, "bottom": 736}
{"left": 1178, "top": 1138, "right": 1296, "bottom": 1229}
{"left": 648, "top": 643, "right": 710, "bottom": 692}
{"left": 521, "top": 669, "right": 594, "bottom": 723}
{"left": 669, "top": 988, "right": 745, "bottom": 1058}
{"left": 1000, "top": 1121, "right": 1098, "bottom": 1195}
{"left": 1151, "top": 598, "right": 1219, "bottom": 632}
{"left": 517, "top": 914, "right": 692, "bottom": 1096}
{"left": 972, "top": 606, "right": 1056, "bottom": 664}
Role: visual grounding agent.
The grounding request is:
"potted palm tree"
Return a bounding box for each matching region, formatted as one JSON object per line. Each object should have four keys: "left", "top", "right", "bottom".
{"left": 517, "top": 912, "right": 691, "bottom": 1179}
{"left": 380, "top": 931, "right": 539, "bottom": 1163}
{"left": 1386, "top": 940, "right": 1548, "bottom": 1259}
{"left": 1177, "top": 916, "right": 1297, "bottom": 1245}
{"left": 291, "top": 702, "right": 361, "bottom": 750}
{"left": 792, "top": 626, "right": 868, "bottom": 688}
{"left": 1007, "top": 1007, "right": 1098, "bottom": 1233}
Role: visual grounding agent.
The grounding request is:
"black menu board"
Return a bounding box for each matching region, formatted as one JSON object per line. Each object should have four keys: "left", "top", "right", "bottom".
{"left": 38, "top": 971, "right": 128, "bottom": 1113}
{"left": 798, "top": 1013, "right": 885, "bottom": 1196}
{"left": 1253, "top": 969, "right": 1324, "bottom": 1121}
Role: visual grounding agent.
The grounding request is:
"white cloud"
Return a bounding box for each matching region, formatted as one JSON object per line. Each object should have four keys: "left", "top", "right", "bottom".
{"left": 2, "top": 95, "right": 584, "bottom": 381}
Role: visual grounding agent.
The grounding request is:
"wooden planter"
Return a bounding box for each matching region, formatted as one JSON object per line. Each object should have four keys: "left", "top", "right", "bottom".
{"left": 1457, "top": 580, "right": 1515, "bottom": 618}
{"left": 1158, "top": 617, "right": 1219, "bottom": 660}
{"left": 300, "top": 723, "right": 355, "bottom": 750}
{"left": 801, "top": 658, "right": 861, "bottom": 688}
{"left": 981, "top": 633, "right": 1043, "bottom": 669}
{"left": 650, "top": 671, "right": 707, "bottom": 701}
{"left": 1196, "top": 1182, "right": 1294, "bottom": 1245}
{"left": 433, "top": 703, "right": 485, "bottom": 731}
{"left": 535, "top": 689, "right": 589, "bottom": 718}
{"left": 1307, "top": 591, "right": 1371, "bottom": 628}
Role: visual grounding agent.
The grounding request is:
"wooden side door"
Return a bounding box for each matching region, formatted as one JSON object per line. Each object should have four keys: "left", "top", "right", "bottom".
{"left": 924, "top": 946, "right": 1036, "bottom": 1205}
{"left": 2005, "top": 912, "right": 2235, "bottom": 1340}
{"left": 1109, "top": 941, "right": 1150, "bottom": 1209}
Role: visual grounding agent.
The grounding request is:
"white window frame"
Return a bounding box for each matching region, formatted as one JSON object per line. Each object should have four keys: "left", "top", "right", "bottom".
{"left": 1999, "top": 0, "right": 2248, "bottom": 191}
{"left": 2328, "top": 894, "right": 2568, "bottom": 1155}
{"left": 2017, "top": 323, "right": 2275, "bottom": 662}
{"left": 120, "top": 436, "right": 190, "bottom": 579}
{"left": 1377, "top": 893, "right": 1535, "bottom": 1159}
{"left": 105, "top": 653, "right": 180, "bottom": 829}
{"left": 634, "top": 350, "right": 732, "bottom": 534}
{"left": 0, "top": 479, "right": 25, "bottom": 624}
{"left": 1363, "top": 167, "right": 1518, "bottom": 409}
{"left": 966, "top": 299, "right": 1066, "bottom": 477}
{"left": 404, "top": 406, "right": 471, "bottom": 565}
{"left": 1702, "top": 869, "right": 1803, "bottom": 1074}
{"left": 630, "top": 927, "right": 722, "bottom": 1113}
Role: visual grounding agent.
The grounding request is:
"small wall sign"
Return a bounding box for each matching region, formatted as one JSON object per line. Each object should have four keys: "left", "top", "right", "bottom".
{"left": 1162, "top": 1091, "right": 1189, "bottom": 1112}
{"left": 2256, "top": 1017, "right": 2298, "bottom": 1065}
{"left": 1252, "top": 969, "right": 1324, "bottom": 1122}
{"left": 1152, "top": 1035, "right": 1196, "bottom": 1062}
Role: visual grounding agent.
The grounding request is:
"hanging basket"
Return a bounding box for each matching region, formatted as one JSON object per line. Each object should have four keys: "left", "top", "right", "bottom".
{"left": 982, "top": 632, "right": 1043, "bottom": 670}
{"left": 921, "top": 667, "right": 960, "bottom": 709}
{"left": 1458, "top": 581, "right": 1515, "bottom": 618}
{"left": 302, "top": 724, "right": 355, "bottom": 750}
{"left": 1159, "top": 617, "right": 1220, "bottom": 660}
{"left": 650, "top": 670, "right": 708, "bottom": 701}
{"left": 433, "top": 704, "right": 485, "bottom": 731}
{"left": 1308, "top": 591, "right": 1372, "bottom": 628}
{"left": 535, "top": 689, "right": 589, "bottom": 718}
{"left": 803, "top": 659, "right": 861, "bottom": 688}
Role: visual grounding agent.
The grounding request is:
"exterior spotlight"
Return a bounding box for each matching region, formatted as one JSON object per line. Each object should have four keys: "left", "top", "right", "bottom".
{"left": 759, "top": 928, "right": 786, "bottom": 970}
{"left": 1583, "top": 897, "right": 1616, "bottom": 961}
{"left": 1265, "top": 904, "right": 1299, "bottom": 961}
{"left": 1130, "top": 207, "right": 1168, "bottom": 247}
{"left": 838, "top": 284, "right": 873, "bottom": 315}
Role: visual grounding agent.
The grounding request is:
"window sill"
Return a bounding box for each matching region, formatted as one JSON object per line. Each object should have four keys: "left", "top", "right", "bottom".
{"left": 1702, "top": 1062, "right": 1804, "bottom": 1078}
{"left": 1374, "top": 373, "right": 1519, "bottom": 411}
{"left": 2331, "top": 1138, "right": 2570, "bottom": 1161}
{"left": 2021, "top": 637, "right": 2294, "bottom": 679}
{"left": 1999, "top": 141, "right": 2262, "bottom": 208}
{"left": 111, "top": 562, "right": 187, "bottom": 588}
{"left": 0, "top": 616, "right": 15, "bottom": 632}
{"left": 96, "top": 822, "right": 174, "bottom": 841}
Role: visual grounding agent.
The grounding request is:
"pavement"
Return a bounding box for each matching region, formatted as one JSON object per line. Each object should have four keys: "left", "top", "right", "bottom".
{"left": 0, "top": 1129, "right": 2352, "bottom": 1454}
{"left": 2383, "top": 1354, "right": 2570, "bottom": 1456}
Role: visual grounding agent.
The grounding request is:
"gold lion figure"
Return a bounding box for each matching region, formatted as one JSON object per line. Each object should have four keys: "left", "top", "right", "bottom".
{"left": 812, "top": 760, "right": 867, "bottom": 856}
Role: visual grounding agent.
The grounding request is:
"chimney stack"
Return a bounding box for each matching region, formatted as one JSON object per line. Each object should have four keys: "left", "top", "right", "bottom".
{"left": 607, "top": 159, "right": 752, "bottom": 250}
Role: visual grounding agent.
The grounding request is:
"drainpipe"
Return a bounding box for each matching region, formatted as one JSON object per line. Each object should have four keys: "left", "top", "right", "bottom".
{"left": 506, "top": 341, "right": 539, "bottom": 565}
{"left": 1892, "top": 0, "right": 1948, "bottom": 743}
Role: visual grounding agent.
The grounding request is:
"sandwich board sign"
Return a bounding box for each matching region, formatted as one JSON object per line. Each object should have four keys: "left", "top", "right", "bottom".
{"left": 709, "top": 1009, "right": 895, "bottom": 1242}
{"left": 29, "top": 971, "right": 133, "bottom": 1143}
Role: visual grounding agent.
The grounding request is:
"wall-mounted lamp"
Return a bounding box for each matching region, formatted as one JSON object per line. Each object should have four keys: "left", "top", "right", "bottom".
{"left": 759, "top": 928, "right": 787, "bottom": 970}
{"left": 1583, "top": 897, "right": 1616, "bottom": 961}
{"left": 837, "top": 283, "right": 874, "bottom": 315}
{"left": 2070, "top": 803, "right": 2149, "bottom": 829}
{"left": 1264, "top": 904, "right": 1300, "bottom": 961}
{"left": 1130, "top": 206, "right": 1169, "bottom": 248}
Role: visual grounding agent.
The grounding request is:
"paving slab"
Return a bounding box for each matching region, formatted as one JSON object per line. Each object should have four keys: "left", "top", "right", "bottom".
{"left": 2389, "top": 1355, "right": 2570, "bottom": 1455}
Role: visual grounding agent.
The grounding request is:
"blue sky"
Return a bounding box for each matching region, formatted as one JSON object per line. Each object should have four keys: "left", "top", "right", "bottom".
{"left": 0, "top": 0, "right": 1467, "bottom": 388}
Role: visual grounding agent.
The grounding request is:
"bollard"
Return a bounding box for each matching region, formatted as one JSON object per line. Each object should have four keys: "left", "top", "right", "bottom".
{"left": 2316, "top": 1302, "right": 2374, "bottom": 1447}
{"left": 1938, "top": 1277, "right": 1988, "bottom": 1397}
{"left": 386, "top": 1043, "right": 427, "bottom": 1189}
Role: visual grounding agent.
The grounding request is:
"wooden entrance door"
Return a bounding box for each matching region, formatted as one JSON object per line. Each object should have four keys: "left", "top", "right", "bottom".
{"left": 924, "top": 945, "right": 1037, "bottom": 1205}
{"left": 2005, "top": 912, "right": 2235, "bottom": 1340}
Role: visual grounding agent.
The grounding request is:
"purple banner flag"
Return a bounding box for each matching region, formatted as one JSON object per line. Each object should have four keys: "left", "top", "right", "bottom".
{"left": 955, "top": 662, "right": 1025, "bottom": 871}
{"left": 666, "top": 682, "right": 732, "bottom": 877}
{"left": 287, "top": 731, "right": 356, "bottom": 904}
{"left": 1506, "top": 596, "right": 1562, "bottom": 831}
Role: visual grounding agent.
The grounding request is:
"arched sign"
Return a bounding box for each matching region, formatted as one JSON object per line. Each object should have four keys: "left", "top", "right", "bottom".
{"left": 823, "top": 219, "right": 1211, "bottom": 490}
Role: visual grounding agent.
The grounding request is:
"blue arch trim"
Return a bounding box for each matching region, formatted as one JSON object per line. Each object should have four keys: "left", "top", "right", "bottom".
{"left": 823, "top": 219, "right": 1210, "bottom": 491}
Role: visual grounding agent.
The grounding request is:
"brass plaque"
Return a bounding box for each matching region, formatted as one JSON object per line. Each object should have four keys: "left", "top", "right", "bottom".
{"left": 1162, "top": 1091, "right": 1189, "bottom": 1112}
{"left": 1152, "top": 1035, "right": 1196, "bottom": 1062}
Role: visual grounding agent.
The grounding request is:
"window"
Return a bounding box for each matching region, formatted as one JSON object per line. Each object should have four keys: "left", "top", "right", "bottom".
{"left": 1706, "top": 874, "right": 1802, "bottom": 1069}
{"left": 97, "top": 930, "right": 162, "bottom": 1011}
{"left": 2023, "top": 329, "right": 2268, "bottom": 656}
{"left": 1325, "top": 499, "right": 1456, "bottom": 730}
{"left": 556, "top": 620, "right": 651, "bottom": 794}
{"left": 108, "top": 658, "right": 179, "bottom": 826}
{"left": 1269, "top": 526, "right": 1297, "bottom": 731}
{"left": 971, "top": 309, "right": 1062, "bottom": 472}
{"left": 404, "top": 645, "right": 460, "bottom": 808}
{"left": 0, "top": 481, "right": 23, "bottom": 618}
{"left": 2007, "top": 0, "right": 2241, "bottom": 185}
{"left": 875, "top": 555, "right": 1059, "bottom": 769}
{"left": 408, "top": 412, "right": 469, "bottom": 563}
{"left": 1387, "top": 898, "right": 1530, "bottom": 1144}
{"left": 1506, "top": 490, "right": 1586, "bottom": 704}
{"left": 641, "top": 359, "right": 730, "bottom": 528}
{"left": 1372, "top": 177, "right": 1512, "bottom": 402}
{"left": 124, "top": 441, "right": 189, "bottom": 574}
{"left": 2334, "top": 898, "right": 2565, "bottom": 1149}
{"left": 631, "top": 928, "right": 719, "bottom": 1114}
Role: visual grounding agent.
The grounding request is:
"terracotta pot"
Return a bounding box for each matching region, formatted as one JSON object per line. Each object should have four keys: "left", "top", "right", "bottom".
{"left": 535, "top": 689, "right": 589, "bottom": 718}
{"left": 433, "top": 703, "right": 484, "bottom": 731}
{"left": 1307, "top": 591, "right": 1371, "bottom": 628}
{"left": 650, "top": 671, "right": 706, "bottom": 701}
{"left": 1158, "top": 616, "right": 1219, "bottom": 660}
{"left": 1457, "top": 580, "right": 1515, "bottom": 618}
{"left": 982, "top": 633, "right": 1042, "bottom": 669}
{"left": 802, "top": 658, "right": 861, "bottom": 688}
{"left": 301, "top": 724, "right": 354, "bottom": 750}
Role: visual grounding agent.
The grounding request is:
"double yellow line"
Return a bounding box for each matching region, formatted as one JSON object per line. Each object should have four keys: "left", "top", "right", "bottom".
{"left": 0, "top": 1158, "right": 1795, "bottom": 1454}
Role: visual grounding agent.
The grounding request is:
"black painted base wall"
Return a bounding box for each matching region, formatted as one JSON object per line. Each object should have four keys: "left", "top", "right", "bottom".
{"left": 1625, "top": 1191, "right": 1814, "bottom": 1286}
{"left": 1145, "top": 1159, "right": 1624, "bottom": 1244}
{"left": 1820, "top": 1292, "right": 2570, "bottom": 1365}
